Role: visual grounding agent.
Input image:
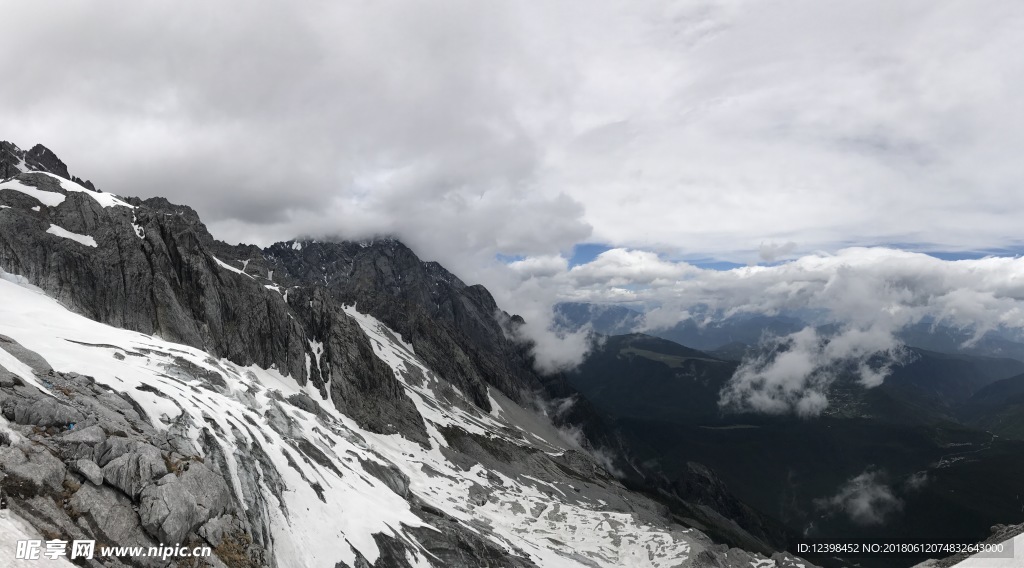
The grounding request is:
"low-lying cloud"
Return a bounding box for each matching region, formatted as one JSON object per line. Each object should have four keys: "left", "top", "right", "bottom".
{"left": 496, "top": 246, "right": 1024, "bottom": 410}
{"left": 815, "top": 469, "right": 903, "bottom": 526}
{"left": 718, "top": 326, "right": 912, "bottom": 417}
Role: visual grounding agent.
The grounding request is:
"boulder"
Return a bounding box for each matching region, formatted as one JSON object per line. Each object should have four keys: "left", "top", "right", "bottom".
{"left": 93, "top": 435, "right": 130, "bottom": 466}
{"left": 12, "top": 397, "right": 84, "bottom": 427}
{"left": 198, "top": 514, "right": 245, "bottom": 547}
{"left": 74, "top": 458, "right": 104, "bottom": 486}
{"left": 62, "top": 424, "right": 106, "bottom": 445}
{"left": 360, "top": 458, "right": 410, "bottom": 499}
{"left": 101, "top": 442, "right": 166, "bottom": 497}
{"left": 139, "top": 461, "right": 231, "bottom": 545}
{"left": 286, "top": 392, "right": 320, "bottom": 415}
{"left": 70, "top": 482, "right": 157, "bottom": 548}
{"left": 0, "top": 445, "right": 65, "bottom": 491}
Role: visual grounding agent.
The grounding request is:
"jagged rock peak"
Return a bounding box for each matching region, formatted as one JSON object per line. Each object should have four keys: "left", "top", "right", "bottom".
{"left": 0, "top": 140, "right": 96, "bottom": 189}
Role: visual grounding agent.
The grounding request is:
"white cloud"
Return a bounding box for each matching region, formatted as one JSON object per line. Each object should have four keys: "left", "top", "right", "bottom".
{"left": 569, "top": 249, "right": 695, "bottom": 286}
{"left": 495, "top": 247, "right": 1024, "bottom": 406}
{"left": 718, "top": 325, "right": 912, "bottom": 416}
{"left": 815, "top": 469, "right": 903, "bottom": 526}
{"left": 759, "top": 241, "right": 797, "bottom": 263}
{"left": 3, "top": 1, "right": 1023, "bottom": 264}
{"left": 508, "top": 255, "right": 570, "bottom": 278}
{"left": 905, "top": 471, "right": 928, "bottom": 491}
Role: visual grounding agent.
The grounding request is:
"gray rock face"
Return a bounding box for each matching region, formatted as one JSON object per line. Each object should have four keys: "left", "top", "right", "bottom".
{"left": 94, "top": 435, "right": 131, "bottom": 467}
{"left": 0, "top": 444, "right": 66, "bottom": 491}
{"left": 0, "top": 334, "right": 53, "bottom": 374}
{"left": 291, "top": 287, "right": 429, "bottom": 445}
{"left": 263, "top": 239, "right": 619, "bottom": 456}
{"left": 0, "top": 175, "right": 310, "bottom": 383}
{"left": 138, "top": 460, "right": 232, "bottom": 544}
{"left": 0, "top": 166, "right": 430, "bottom": 446}
{"left": 286, "top": 391, "right": 320, "bottom": 415}
{"left": 360, "top": 458, "right": 410, "bottom": 499}
{"left": 0, "top": 142, "right": 71, "bottom": 180}
{"left": 25, "top": 144, "right": 71, "bottom": 179}
{"left": 101, "top": 442, "right": 167, "bottom": 497}
{"left": 265, "top": 240, "right": 538, "bottom": 412}
{"left": 62, "top": 424, "right": 106, "bottom": 445}
{"left": 0, "top": 368, "right": 19, "bottom": 388}
{"left": 74, "top": 458, "right": 105, "bottom": 486}
{"left": 0, "top": 339, "right": 268, "bottom": 564}
{"left": 11, "top": 397, "right": 85, "bottom": 427}
{"left": 71, "top": 482, "right": 158, "bottom": 549}
{"left": 199, "top": 514, "right": 246, "bottom": 548}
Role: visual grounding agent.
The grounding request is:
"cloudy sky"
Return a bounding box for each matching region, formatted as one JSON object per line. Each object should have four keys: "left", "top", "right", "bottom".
{"left": 4, "top": 1, "right": 1024, "bottom": 413}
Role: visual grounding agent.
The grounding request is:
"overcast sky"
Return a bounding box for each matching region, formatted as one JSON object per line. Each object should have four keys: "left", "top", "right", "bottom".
{"left": 4, "top": 1, "right": 1024, "bottom": 411}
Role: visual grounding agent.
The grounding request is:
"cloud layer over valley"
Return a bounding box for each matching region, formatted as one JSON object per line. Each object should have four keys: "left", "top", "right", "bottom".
{"left": 513, "top": 247, "right": 1024, "bottom": 414}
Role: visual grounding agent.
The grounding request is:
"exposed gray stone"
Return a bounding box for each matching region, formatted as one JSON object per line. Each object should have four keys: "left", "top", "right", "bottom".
{"left": 74, "top": 458, "right": 104, "bottom": 486}
{"left": 70, "top": 482, "right": 158, "bottom": 550}
{"left": 101, "top": 442, "right": 167, "bottom": 497}
{"left": 1, "top": 444, "right": 66, "bottom": 491}
{"left": 12, "top": 397, "right": 85, "bottom": 427}
{"left": 286, "top": 391, "right": 320, "bottom": 415}
{"left": 0, "top": 334, "right": 53, "bottom": 375}
{"left": 62, "top": 424, "right": 106, "bottom": 445}
{"left": 360, "top": 458, "right": 410, "bottom": 499}
{"left": 0, "top": 368, "right": 19, "bottom": 388}
{"left": 198, "top": 514, "right": 245, "bottom": 547}
{"left": 139, "top": 461, "right": 231, "bottom": 545}
{"left": 94, "top": 435, "right": 131, "bottom": 466}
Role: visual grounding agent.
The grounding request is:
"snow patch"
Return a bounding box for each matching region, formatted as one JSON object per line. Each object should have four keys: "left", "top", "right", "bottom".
{"left": 131, "top": 213, "right": 145, "bottom": 239}
{"left": 0, "top": 179, "right": 66, "bottom": 207}
{"left": 33, "top": 172, "right": 133, "bottom": 208}
{"left": 0, "top": 510, "right": 77, "bottom": 567}
{"left": 212, "top": 255, "right": 254, "bottom": 279}
{"left": 308, "top": 339, "right": 324, "bottom": 373}
{"left": 46, "top": 224, "right": 98, "bottom": 247}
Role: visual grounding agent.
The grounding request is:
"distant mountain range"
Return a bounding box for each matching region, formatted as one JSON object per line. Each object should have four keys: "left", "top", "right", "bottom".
{"left": 564, "top": 331, "right": 1024, "bottom": 568}
{"left": 556, "top": 301, "right": 1024, "bottom": 362}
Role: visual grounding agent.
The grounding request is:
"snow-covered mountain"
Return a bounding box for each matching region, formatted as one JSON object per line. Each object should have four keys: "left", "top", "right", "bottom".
{"left": 0, "top": 142, "right": 817, "bottom": 568}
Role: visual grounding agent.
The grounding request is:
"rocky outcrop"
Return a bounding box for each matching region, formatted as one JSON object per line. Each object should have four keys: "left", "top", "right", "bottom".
{"left": 263, "top": 239, "right": 541, "bottom": 412}
{"left": 290, "top": 287, "right": 428, "bottom": 445}
{"left": 0, "top": 444, "right": 66, "bottom": 491}
{"left": 0, "top": 339, "right": 263, "bottom": 565}
{"left": 101, "top": 442, "right": 168, "bottom": 497}
{"left": 0, "top": 161, "right": 429, "bottom": 445}
{"left": 11, "top": 397, "right": 85, "bottom": 427}
{"left": 74, "top": 458, "right": 105, "bottom": 485}
{"left": 1, "top": 142, "right": 67, "bottom": 180}
{"left": 139, "top": 462, "right": 232, "bottom": 545}
{"left": 63, "top": 424, "right": 107, "bottom": 445}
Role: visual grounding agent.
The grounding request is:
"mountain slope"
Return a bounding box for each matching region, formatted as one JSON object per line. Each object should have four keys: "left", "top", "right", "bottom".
{"left": 955, "top": 373, "right": 1024, "bottom": 439}
{"left": 0, "top": 142, "right": 812, "bottom": 568}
